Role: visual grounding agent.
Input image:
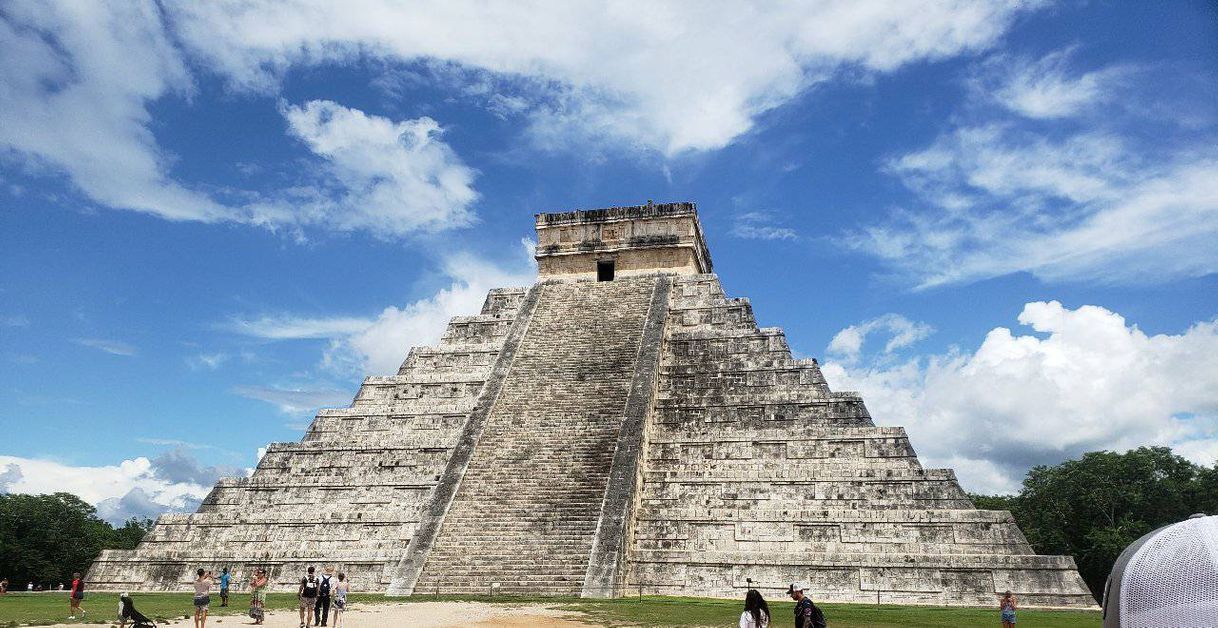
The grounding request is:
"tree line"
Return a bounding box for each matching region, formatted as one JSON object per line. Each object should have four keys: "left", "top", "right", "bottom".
{"left": 0, "top": 492, "right": 151, "bottom": 589}
{"left": 973, "top": 446, "right": 1218, "bottom": 601}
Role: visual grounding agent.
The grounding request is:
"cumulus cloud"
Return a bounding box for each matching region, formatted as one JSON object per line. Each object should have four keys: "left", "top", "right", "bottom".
{"left": 827, "top": 313, "right": 934, "bottom": 362}
{"left": 1, "top": 6, "right": 479, "bottom": 238}
{"left": 0, "top": 453, "right": 216, "bottom": 524}
{"left": 228, "top": 243, "right": 536, "bottom": 375}
{"left": 823, "top": 302, "right": 1218, "bottom": 494}
{"left": 980, "top": 48, "right": 1131, "bottom": 119}
{"left": 0, "top": 463, "right": 23, "bottom": 493}
{"left": 149, "top": 448, "right": 241, "bottom": 486}
{"left": 74, "top": 338, "right": 138, "bottom": 356}
{"left": 271, "top": 100, "right": 478, "bottom": 238}
{"left": 846, "top": 123, "right": 1218, "bottom": 288}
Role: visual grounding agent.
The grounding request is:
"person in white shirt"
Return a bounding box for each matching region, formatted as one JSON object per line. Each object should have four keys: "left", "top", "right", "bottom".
{"left": 740, "top": 589, "right": 770, "bottom": 628}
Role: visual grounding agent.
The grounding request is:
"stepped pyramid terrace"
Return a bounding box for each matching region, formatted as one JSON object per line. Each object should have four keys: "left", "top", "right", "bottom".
{"left": 87, "top": 202, "right": 1096, "bottom": 607}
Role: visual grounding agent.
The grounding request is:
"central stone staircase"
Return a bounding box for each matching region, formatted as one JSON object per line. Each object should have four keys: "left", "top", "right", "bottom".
{"left": 412, "top": 277, "right": 661, "bottom": 595}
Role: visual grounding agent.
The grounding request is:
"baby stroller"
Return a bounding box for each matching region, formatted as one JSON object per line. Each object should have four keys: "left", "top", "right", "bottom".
{"left": 119, "top": 592, "right": 157, "bottom": 628}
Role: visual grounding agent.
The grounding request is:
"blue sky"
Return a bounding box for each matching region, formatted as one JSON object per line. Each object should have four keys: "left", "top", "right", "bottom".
{"left": 2, "top": 1, "right": 1216, "bottom": 523}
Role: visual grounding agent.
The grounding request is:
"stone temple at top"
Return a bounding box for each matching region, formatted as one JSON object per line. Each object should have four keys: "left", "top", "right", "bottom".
{"left": 88, "top": 202, "right": 1095, "bottom": 607}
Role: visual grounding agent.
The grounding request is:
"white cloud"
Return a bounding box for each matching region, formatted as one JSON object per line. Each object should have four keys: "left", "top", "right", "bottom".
{"left": 227, "top": 243, "right": 536, "bottom": 375}
{"left": 228, "top": 316, "right": 373, "bottom": 340}
{"left": 0, "top": 454, "right": 215, "bottom": 524}
{"left": 4, "top": 2, "right": 1044, "bottom": 236}
{"left": 333, "top": 249, "right": 536, "bottom": 374}
{"left": 1, "top": 6, "right": 478, "bottom": 239}
{"left": 847, "top": 124, "right": 1218, "bottom": 288}
{"left": 272, "top": 100, "right": 478, "bottom": 238}
{"left": 823, "top": 302, "right": 1218, "bottom": 494}
{"left": 0, "top": 2, "right": 231, "bottom": 222}
{"left": 74, "top": 338, "right": 137, "bottom": 356}
{"left": 187, "top": 352, "right": 229, "bottom": 370}
{"left": 730, "top": 211, "right": 799, "bottom": 241}
{"left": 827, "top": 313, "right": 934, "bottom": 362}
{"left": 982, "top": 48, "right": 1130, "bottom": 119}
{"left": 170, "top": 1, "right": 1035, "bottom": 155}
{"left": 232, "top": 385, "right": 353, "bottom": 415}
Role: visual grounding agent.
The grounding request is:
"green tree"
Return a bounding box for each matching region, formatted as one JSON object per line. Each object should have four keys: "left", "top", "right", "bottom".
{"left": 975, "top": 446, "right": 1218, "bottom": 601}
{"left": 0, "top": 492, "right": 150, "bottom": 588}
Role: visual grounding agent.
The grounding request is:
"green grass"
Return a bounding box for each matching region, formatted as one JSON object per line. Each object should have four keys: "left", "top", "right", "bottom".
{"left": 0, "top": 592, "right": 1102, "bottom": 627}
{"left": 0, "top": 592, "right": 380, "bottom": 627}
{"left": 563, "top": 595, "right": 1101, "bottom": 627}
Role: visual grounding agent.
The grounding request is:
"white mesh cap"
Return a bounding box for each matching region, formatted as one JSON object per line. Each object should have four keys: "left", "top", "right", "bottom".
{"left": 1103, "top": 514, "right": 1218, "bottom": 628}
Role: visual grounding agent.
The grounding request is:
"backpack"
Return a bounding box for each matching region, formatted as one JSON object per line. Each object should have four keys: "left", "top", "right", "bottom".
{"left": 809, "top": 602, "right": 827, "bottom": 628}
{"left": 302, "top": 576, "right": 318, "bottom": 597}
{"left": 319, "top": 575, "right": 332, "bottom": 598}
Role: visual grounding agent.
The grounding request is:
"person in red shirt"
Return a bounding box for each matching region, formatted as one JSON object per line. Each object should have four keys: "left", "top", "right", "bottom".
{"left": 68, "top": 572, "right": 85, "bottom": 619}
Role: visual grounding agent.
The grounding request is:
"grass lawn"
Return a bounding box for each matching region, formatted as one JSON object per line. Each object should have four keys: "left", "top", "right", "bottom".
{"left": 0, "top": 592, "right": 1102, "bottom": 627}
{"left": 0, "top": 592, "right": 367, "bottom": 627}
{"left": 563, "top": 595, "right": 1101, "bottom": 627}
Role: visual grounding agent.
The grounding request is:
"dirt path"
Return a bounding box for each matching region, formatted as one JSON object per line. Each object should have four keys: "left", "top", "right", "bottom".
{"left": 37, "top": 601, "right": 598, "bottom": 627}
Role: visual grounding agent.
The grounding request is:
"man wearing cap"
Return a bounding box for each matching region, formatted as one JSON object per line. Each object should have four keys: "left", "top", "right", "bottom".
{"left": 788, "top": 583, "right": 826, "bottom": 628}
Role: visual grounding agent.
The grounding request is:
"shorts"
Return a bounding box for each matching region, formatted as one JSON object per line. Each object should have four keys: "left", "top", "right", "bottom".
{"left": 300, "top": 596, "right": 317, "bottom": 610}
{"left": 220, "top": 586, "right": 229, "bottom": 595}
{"left": 334, "top": 599, "right": 346, "bottom": 611}
{"left": 71, "top": 593, "right": 84, "bottom": 602}
{"left": 1001, "top": 609, "right": 1016, "bottom": 623}
{"left": 194, "top": 594, "right": 210, "bottom": 611}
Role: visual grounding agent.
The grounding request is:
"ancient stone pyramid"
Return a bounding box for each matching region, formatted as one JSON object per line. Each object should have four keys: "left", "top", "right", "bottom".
{"left": 89, "top": 203, "right": 1095, "bottom": 607}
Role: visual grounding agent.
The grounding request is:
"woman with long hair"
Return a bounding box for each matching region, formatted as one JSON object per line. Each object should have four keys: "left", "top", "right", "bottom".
{"left": 740, "top": 589, "right": 770, "bottom": 628}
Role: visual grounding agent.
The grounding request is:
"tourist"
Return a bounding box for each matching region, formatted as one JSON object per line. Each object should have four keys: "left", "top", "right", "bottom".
{"left": 314, "top": 566, "right": 336, "bottom": 626}
{"left": 0, "top": 577, "right": 7, "bottom": 595}
{"left": 787, "top": 583, "right": 826, "bottom": 628}
{"left": 193, "top": 568, "right": 213, "bottom": 628}
{"left": 332, "top": 572, "right": 349, "bottom": 628}
{"left": 1000, "top": 590, "right": 1017, "bottom": 627}
{"left": 219, "top": 566, "right": 231, "bottom": 607}
{"left": 739, "top": 589, "right": 770, "bottom": 628}
{"left": 299, "top": 566, "right": 320, "bottom": 628}
{"left": 68, "top": 572, "right": 85, "bottom": 619}
{"left": 249, "top": 568, "right": 268, "bottom": 625}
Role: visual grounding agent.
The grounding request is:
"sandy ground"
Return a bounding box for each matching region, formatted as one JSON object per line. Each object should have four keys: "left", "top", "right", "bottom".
{"left": 39, "top": 601, "right": 598, "bottom": 628}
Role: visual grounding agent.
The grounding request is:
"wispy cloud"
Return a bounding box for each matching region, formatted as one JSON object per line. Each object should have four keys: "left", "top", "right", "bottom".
{"left": 136, "top": 438, "right": 210, "bottom": 450}
{"left": 225, "top": 246, "right": 536, "bottom": 375}
{"left": 847, "top": 124, "right": 1218, "bottom": 288}
{"left": 730, "top": 211, "right": 799, "bottom": 241}
{"left": 978, "top": 47, "right": 1132, "bottom": 119}
{"left": 232, "top": 385, "right": 352, "bottom": 415}
{"left": 226, "top": 315, "right": 372, "bottom": 340}
{"left": 75, "top": 338, "right": 137, "bottom": 356}
{"left": 827, "top": 313, "right": 934, "bottom": 363}
{"left": 186, "top": 352, "right": 228, "bottom": 370}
